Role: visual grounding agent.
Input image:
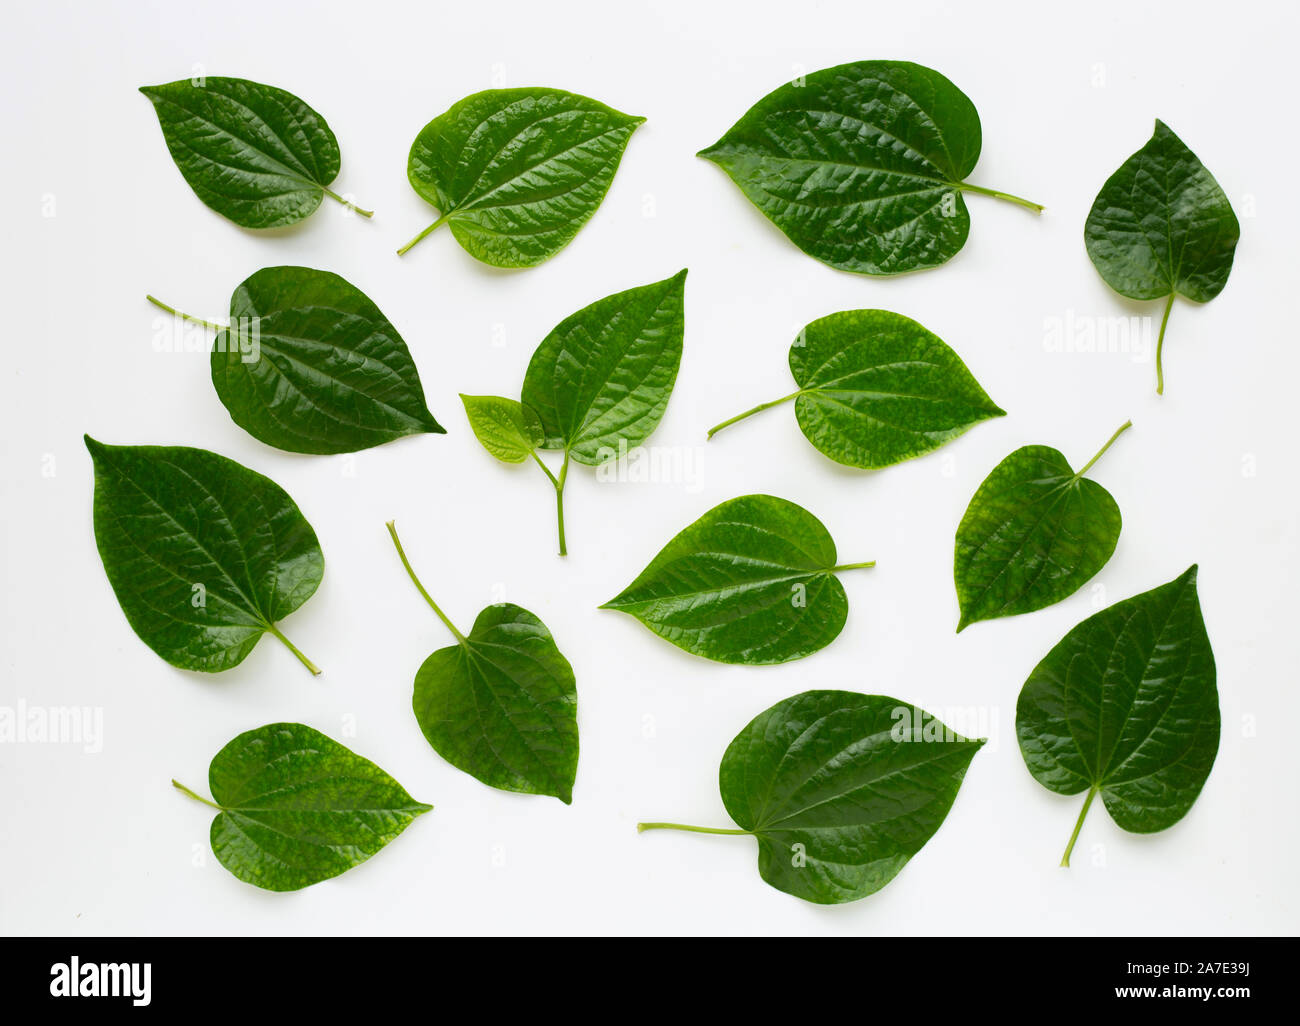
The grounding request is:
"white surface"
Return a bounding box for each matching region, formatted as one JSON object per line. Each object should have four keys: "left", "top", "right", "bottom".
{"left": 1, "top": 0, "right": 1296, "bottom": 936}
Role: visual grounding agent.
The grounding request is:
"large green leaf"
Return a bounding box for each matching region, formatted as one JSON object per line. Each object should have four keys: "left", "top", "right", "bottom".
{"left": 601, "top": 494, "right": 873, "bottom": 664}
{"left": 1084, "top": 120, "right": 1240, "bottom": 393}
{"left": 708, "top": 309, "right": 1004, "bottom": 467}
{"left": 150, "top": 267, "right": 443, "bottom": 455}
{"left": 174, "top": 722, "right": 431, "bottom": 891}
{"left": 399, "top": 87, "right": 644, "bottom": 267}
{"left": 388, "top": 523, "right": 579, "bottom": 802}
{"left": 1016, "top": 567, "right": 1219, "bottom": 866}
{"left": 465, "top": 271, "right": 687, "bottom": 555}
{"left": 954, "top": 422, "right": 1130, "bottom": 631}
{"left": 85, "top": 437, "right": 324, "bottom": 675}
{"left": 699, "top": 60, "right": 1041, "bottom": 275}
{"left": 140, "top": 76, "right": 370, "bottom": 227}
{"left": 639, "top": 691, "right": 984, "bottom": 904}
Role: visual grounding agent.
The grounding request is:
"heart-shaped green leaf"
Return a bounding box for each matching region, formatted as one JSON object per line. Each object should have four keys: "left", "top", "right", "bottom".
{"left": 399, "top": 87, "right": 644, "bottom": 267}
{"left": 466, "top": 271, "right": 687, "bottom": 555}
{"left": 708, "top": 309, "right": 1004, "bottom": 467}
{"left": 388, "top": 523, "right": 579, "bottom": 803}
{"left": 601, "top": 494, "right": 873, "bottom": 664}
{"left": 1017, "top": 567, "right": 1219, "bottom": 866}
{"left": 148, "top": 267, "right": 443, "bottom": 455}
{"left": 1085, "top": 120, "right": 1240, "bottom": 394}
{"left": 173, "top": 722, "right": 431, "bottom": 891}
{"left": 954, "top": 422, "right": 1130, "bottom": 631}
{"left": 85, "top": 437, "right": 323, "bottom": 675}
{"left": 639, "top": 691, "right": 984, "bottom": 904}
{"left": 460, "top": 395, "right": 544, "bottom": 463}
{"left": 141, "top": 76, "right": 370, "bottom": 227}
{"left": 700, "top": 60, "right": 1041, "bottom": 275}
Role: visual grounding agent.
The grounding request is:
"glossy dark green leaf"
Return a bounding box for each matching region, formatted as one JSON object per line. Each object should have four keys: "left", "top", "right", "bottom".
{"left": 85, "top": 437, "right": 324, "bottom": 675}
{"left": 1084, "top": 120, "right": 1240, "bottom": 394}
{"left": 639, "top": 691, "right": 984, "bottom": 904}
{"left": 140, "top": 76, "right": 370, "bottom": 228}
{"left": 1016, "top": 567, "right": 1219, "bottom": 866}
{"left": 954, "top": 422, "right": 1130, "bottom": 631}
{"left": 388, "top": 523, "right": 578, "bottom": 802}
{"left": 151, "top": 267, "right": 443, "bottom": 455}
{"left": 601, "top": 494, "right": 873, "bottom": 664}
{"left": 174, "top": 722, "right": 430, "bottom": 891}
{"left": 399, "top": 87, "right": 644, "bottom": 267}
{"left": 708, "top": 309, "right": 1004, "bottom": 467}
{"left": 699, "top": 60, "right": 1042, "bottom": 275}
{"left": 460, "top": 394, "right": 544, "bottom": 463}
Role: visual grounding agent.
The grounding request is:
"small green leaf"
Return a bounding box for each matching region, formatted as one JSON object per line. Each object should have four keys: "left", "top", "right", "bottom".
{"left": 954, "top": 421, "right": 1130, "bottom": 631}
{"left": 85, "top": 437, "right": 323, "bottom": 675}
{"left": 140, "top": 76, "right": 370, "bottom": 227}
{"left": 461, "top": 394, "right": 544, "bottom": 463}
{"left": 399, "top": 88, "right": 644, "bottom": 267}
{"left": 700, "top": 60, "right": 1042, "bottom": 276}
{"left": 148, "top": 267, "right": 443, "bottom": 455}
{"left": 639, "top": 691, "right": 984, "bottom": 904}
{"left": 1016, "top": 567, "right": 1219, "bottom": 866}
{"left": 1084, "top": 120, "right": 1240, "bottom": 394}
{"left": 708, "top": 309, "right": 1004, "bottom": 467}
{"left": 601, "top": 494, "right": 873, "bottom": 665}
{"left": 388, "top": 523, "right": 579, "bottom": 803}
{"left": 174, "top": 722, "right": 431, "bottom": 891}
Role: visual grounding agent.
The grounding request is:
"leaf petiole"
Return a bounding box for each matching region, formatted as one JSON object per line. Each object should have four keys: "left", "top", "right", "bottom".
{"left": 145, "top": 294, "right": 226, "bottom": 332}
{"left": 321, "top": 186, "right": 373, "bottom": 218}
{"left": 396, "top": 213, "right": 451, "bottom": 256}
{"left": 957, "top": 182, "right": 1045, "bottom": 213}
{"left": 529, "top": 451, "right": 570, "bottom": 556}
{"left": 265, "top": 623, "right": 321, "bottom": 676}
{"left": 1075, "top": 420, "right": 1133, "bottom": 480}
{"left": 637, "top": 821, "right": 753, "bottom": 835}
{"left": 706, "top": 391, "right": 802, "bottom": 439}
{"left": 1155, "top": 292, "right": 1175, "bottom": 395}
{"left": 387, "top": 521, "right": 466, "bottom": 642}
{"left": 832, "top": 561, "right": 876, "bottom": 573}
{"left": 172, "top": 779, "right": 223, "bottom": 811}
{"left": 1061, "top": 785, "right": 1098, "bottom": 867}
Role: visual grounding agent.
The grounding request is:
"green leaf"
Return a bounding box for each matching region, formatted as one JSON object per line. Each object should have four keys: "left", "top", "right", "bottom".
{"left": 388, "top": 523, "right": 579, "bottom": 803}
{"left": 140, "top": 76, "right": 371, "bottom": 227}
{"left": 708, "top": 309, "right": 1004, "bottom": 467}
{"left": 460, "top": 394, "right": 544, "bottom": 463}
{"left": 399, "top": 87, "right": 644, "bottom": 267}
{"left": 148, "top": 267, "right": 443, "bottom": 455}
{"left": 173, "top": 722, "right": 431, "bottom": 891}
{"left": 467, "top": 271, "right": 687, "bottom": 556}
{"left": 954, "top": 421, "right": 1130, "bottom": 631}
{"left": 639, "top": 691, "right": 984, "bottom": 904}
{"left": 601, "top": 494, "right": 873, "bottom": 664}
{"left": 1016, "top": 567, "right": 1219, "bottom": 866}
{"left": 85, "top": 437, "right": 324, "bottom": 675}
{"left": 1084, "top": 120, "right": 1240, "bottom": 394}
{"left": 699, "top": 60, "right": 1042, "bottom": 276}
{"left": 522, "top": 270, "right": 686, "bottom": 462}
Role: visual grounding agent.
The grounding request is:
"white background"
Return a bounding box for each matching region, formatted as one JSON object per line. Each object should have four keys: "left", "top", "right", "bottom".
{"left": 2, "top": 0, "right": 1296, "bottom": 936}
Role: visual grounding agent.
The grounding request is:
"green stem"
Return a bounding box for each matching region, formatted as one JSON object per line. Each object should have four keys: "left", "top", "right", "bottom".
{"left": 637, "top": 822, "right": 753, "bottom": 835}
{"left": 832, "top": 561, "right": 876, "bottom": 573}
{"left": 396, "top": 214, "right": 450, "bottom": 256}
{"left": 386, "top": 521, "right": 465, "bottom": 642}
{"left": 707, "top": 391, "right": 802, "bottom": 439}
{"left": 957, "top": 183, "right": 1045, "bottom": 213}
{"left": 172, "top": 779, "right": 223, "bottom": 811}
{"left": 145, "top": 294, "right": 225, "bottom": 332}
{"left": 1155, "top": 292, "right": 1175, "bottom": 395}
{"left": 321, "top": 186, "right": 373, "bottom": 218}
{"left": 554, "top": 452, "right": 570, "bottom": 557}
{"left": 1061, "top": 786, "right": 1098, "bottom": 867}
{"left": 1075, "top": 419, "right": 1132, "bottom": 479}
{"left": 266, "top": 624, "right": 321, "bottom": 676}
